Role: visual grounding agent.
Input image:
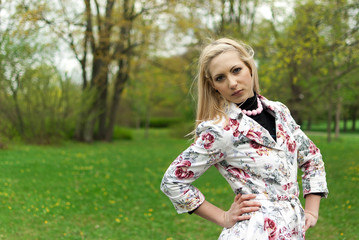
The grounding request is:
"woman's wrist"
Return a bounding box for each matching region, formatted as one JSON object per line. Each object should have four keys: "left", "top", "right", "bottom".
{"left": 304, "top": 194, "right": 321, "bottom": 216}
{"left": 304, "top": 210, "right": 318, "bottom": 219}
{"left": 193, "top": 200, "right": 227, "bottom": 228}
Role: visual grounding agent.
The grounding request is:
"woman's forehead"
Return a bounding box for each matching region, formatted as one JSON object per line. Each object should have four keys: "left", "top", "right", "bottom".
{"left": 209, "top": 51, "right": 244, "bottom": 75}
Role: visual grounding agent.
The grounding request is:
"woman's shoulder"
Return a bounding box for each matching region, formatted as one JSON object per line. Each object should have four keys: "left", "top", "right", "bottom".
{"left": 259, "top": 95, "right": 291, "bottom": 113}
{"left": 195, "top": 118, "right": 232, "bottom": 151}
{"left": 195, "top": 117, "right": 228, "bottom": 137}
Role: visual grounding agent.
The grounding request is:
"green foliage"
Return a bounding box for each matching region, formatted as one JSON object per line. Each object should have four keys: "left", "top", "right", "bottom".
{"left": 144, "top": 118, "right": 182, "bottom": 128}
{"left": 0, "top": 129, "right": 358, "bottom": 239}
{"left": 0, "top": 62, "right": 81, "bottom": 144}
{"left": 112, "top": 126, "right": 133, "bottom": 140}
{"left": 251, "top": 0, "right": 359, "bottom": 127}
{"left": 169, "top": 121, "right": 194, "bottom": 139}
{"left": 0, "top": 4, "right": 81, "bottom": 144}
{"left": 121, "top": 54, "right": 196, "bottom": 129}
{"left": 2, "top": 0, "right": 358, "bottom": 143}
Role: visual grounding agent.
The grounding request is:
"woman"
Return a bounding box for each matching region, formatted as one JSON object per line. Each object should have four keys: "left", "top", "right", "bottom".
{"left": 160, "top": 38, "right": 328, "bottom": 239}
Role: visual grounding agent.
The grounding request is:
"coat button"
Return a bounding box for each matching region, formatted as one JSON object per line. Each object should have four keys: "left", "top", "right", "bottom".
{"left": 278, "top": 151, "right": 285, "bottom": 158}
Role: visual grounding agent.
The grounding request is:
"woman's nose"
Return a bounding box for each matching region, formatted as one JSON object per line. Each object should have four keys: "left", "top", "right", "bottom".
{"left": 228, "top": 75, "right": 238, "bottom": 89}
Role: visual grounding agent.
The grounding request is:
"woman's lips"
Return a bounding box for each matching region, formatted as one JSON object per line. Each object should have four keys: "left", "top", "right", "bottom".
{"left": 232, "top": 90, "right": 243, "bottom": 96}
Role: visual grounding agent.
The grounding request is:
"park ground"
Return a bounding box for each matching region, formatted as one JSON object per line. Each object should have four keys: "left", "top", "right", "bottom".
{"left": 0, "top": 129, "right": 358, "bottom": 239}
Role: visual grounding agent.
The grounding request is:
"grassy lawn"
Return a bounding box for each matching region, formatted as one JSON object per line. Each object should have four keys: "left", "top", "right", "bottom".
{"left": 0, "top": 129, "right": 358, "bottom": 239}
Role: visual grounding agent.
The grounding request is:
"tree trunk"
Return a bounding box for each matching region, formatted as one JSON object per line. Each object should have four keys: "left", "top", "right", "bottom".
{"left": 352, "top": 106, "right": 357, "bottom": 132}
{"left": 343, "top": 117, "right": 347, "bottom": 132}
{"left": 105, "top": 64, "right": 128, "bottom": 141}
{"left": 105, "top": 0, "right": 133, "bottom": 141}
{"left": 335, "top": 96, "right": 341, "bottom": 139}
{"left": 9, "top": 73, "right": 25, "bottom": 137}
{"left": 288, "top": 65, "right": 302, "bottom": 124}
{"left": 74, "top": 118, "right": 85, "bottom": 141}
{"left": 12, "top": 90, "right": 25, "bottom": 136}
{"left": 84, "top": 117, "right": 96, "bottom": 142}
{"left": 306, "top": 117, "right": 312, "bottom": 131}
{"left": 327, "top": 105, "right": 332, "bottom": 142}
{"left": 97, "top": 82, "right": 108, "bottom": 140}
{"left": 87, "top": 56, "right": 109, "bottom": 141}
{"left": 144, "top": 106, "right": 150, "bottom": 139}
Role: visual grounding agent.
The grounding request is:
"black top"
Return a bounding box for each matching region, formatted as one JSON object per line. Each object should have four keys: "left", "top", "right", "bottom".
{"left": 238, "top": 93, "right": 277, "bottom": 141}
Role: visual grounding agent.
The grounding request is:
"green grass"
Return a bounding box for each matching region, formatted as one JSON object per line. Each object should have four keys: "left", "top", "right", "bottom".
{"left": 0, "top": 129, "right": 358, "bottom": 239}
{"left": 302, "top": 119, "right": 359, "bottom": 133}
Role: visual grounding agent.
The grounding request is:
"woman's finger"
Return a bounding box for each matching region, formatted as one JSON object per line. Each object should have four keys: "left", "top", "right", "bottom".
{"left": 237, "top": 214, "right": 252, "bottom": 221}
{"left": 236, "top": 194, "right": 257, "bottom": 202}
{"left": 304, "top": 219, "right": 310, "bottom": 231}
{"left": 238, "top": 207, "right": 261, "bottom": 215}
{"left": 239, "top": 200, "right": 262, "bottom": 208}
{"left": 234, "top": 193, "right": 242, "bottom": 202}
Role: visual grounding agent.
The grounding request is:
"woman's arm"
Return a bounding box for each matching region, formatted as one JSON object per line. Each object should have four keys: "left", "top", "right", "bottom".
{"left": 194, "top": 194, "right": 261, "bottom": 228}
{"left": 304, "top": 194, "right": 321, "bottom": 231}
{"left": 161, "top": 122, "right": 233, "bottom": 214}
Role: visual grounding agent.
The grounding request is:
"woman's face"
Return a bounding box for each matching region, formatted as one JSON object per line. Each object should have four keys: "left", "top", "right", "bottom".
{"left": 209, "top": 50, "right": 254, "bottom": 104}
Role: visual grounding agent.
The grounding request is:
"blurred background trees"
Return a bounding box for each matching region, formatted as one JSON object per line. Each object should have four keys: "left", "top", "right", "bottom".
{"left": 0, "top": 0, "right": 358, "bottom": 144}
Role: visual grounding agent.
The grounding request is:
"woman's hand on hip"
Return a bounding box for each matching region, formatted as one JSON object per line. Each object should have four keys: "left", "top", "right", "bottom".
{"left": 304, "top": 211, "right": 318, "bottom": 231}
{"left": 223, "top": 194, "right": 261, "bottom": 228}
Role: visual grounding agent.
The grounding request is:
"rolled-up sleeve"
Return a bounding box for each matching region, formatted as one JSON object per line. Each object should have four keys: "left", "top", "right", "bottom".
{"left": 160, "top": 121, "right": 229, "bottom": 214}
{"left": 295, "top": 128, "right": 328, "bottom": 198}
{"left": 280, "top": 103, "right": 329, "bottom": 198}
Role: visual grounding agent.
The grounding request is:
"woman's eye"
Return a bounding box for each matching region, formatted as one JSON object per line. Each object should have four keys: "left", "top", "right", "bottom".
{"left": 233, "top": 67, "right": 242, "bottom": 73}
{"left": 215, "top": 75, "right": 224, "bottom": 82}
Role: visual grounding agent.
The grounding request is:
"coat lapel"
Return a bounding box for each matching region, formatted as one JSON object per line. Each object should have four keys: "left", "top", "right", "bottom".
{"left": 224, "top": 99, "right": 283, "bottom": 150}
{"left": 259, "top": 96, "right": 294, "bottom": 151}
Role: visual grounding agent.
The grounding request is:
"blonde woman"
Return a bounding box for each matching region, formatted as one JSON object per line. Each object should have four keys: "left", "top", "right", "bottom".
{"left": 160, "top": 38, "right": 328, "bottom": 239}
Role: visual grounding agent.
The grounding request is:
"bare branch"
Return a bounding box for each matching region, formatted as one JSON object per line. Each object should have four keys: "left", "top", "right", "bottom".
{"left": 104, "top": 0, "right": 115, "bottom": 31}
{"left": 94, "top": 0, "right": 102, "bottom": 33}
{"left": 84, "top": 0, "right": 96, "bottom": 52}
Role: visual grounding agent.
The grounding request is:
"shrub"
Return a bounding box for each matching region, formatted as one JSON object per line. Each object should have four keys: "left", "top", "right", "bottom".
{"left": 141, "top": 118, "right": 182, "bottom": 128}
{"left": 112, "top": 126, "right": 133, "bottom": 140}
{"left": 169, "top": 122, "right": 194, "bottom": 139}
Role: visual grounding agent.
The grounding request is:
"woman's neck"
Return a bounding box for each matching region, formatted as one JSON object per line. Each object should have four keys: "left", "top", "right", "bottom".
{"left": 236, "top": 92, "right": 257, "bottom": 110}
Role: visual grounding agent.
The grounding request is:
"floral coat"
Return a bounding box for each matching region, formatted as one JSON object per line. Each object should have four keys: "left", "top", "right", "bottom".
{"left": 160, "top": 96, "right": 328, "bottom": 240}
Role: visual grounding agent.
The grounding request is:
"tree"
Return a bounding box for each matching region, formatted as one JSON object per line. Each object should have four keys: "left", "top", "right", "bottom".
{"left": 256, "top": 0, "right": 359, "bottom": 141}
{"left": 124, "top": 54, "right": 193, "bottom": 138}
{"left": 215, "top": 0, "right": 260, "bottom": 39}
{"left": 0, "top": 6, "right": 79, "bottom": 143}
{"left": 23, "top": 0, "right": 181, "bottom": 142}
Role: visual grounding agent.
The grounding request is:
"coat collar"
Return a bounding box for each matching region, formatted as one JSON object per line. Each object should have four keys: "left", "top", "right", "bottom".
{"left": 223, "top": 96, "right": 285, "bottom": 150}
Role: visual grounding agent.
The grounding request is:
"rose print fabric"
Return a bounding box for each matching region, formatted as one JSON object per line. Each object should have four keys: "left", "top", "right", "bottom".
{"left": 161, "top": 96, "right": 328, "bottom": 239}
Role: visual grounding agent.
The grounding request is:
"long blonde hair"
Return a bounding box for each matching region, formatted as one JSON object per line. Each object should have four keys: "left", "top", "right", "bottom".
{"left": 194, "top": 38, "right": 260, "bottom": 133}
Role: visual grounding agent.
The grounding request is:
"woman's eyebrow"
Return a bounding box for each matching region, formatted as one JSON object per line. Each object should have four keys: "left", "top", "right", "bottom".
{"left": 212, "top": 73, "right": 223, "bottom": 79}
{"left": 230, "top": 64, "right": 240, "bottom": 72}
